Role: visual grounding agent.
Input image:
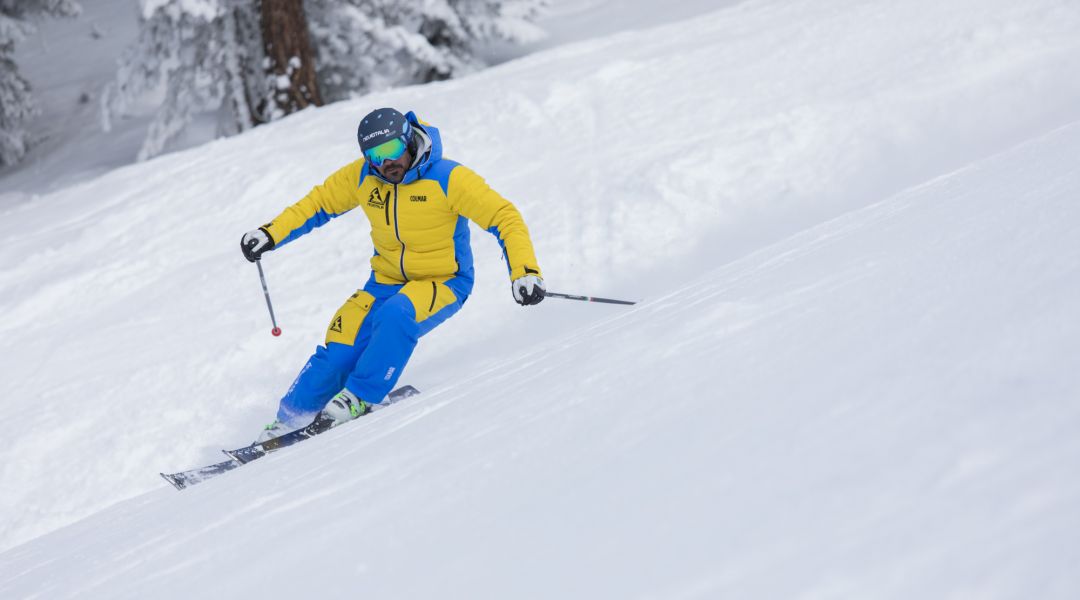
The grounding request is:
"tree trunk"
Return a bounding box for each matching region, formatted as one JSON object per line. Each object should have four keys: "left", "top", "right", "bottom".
{"left": 259, "top": 0, "right": 322, "bottom": 119}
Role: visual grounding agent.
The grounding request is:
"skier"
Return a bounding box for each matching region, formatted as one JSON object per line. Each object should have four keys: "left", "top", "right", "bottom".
{"left": 241, "top": 108, "right": 545, "bottom": 441}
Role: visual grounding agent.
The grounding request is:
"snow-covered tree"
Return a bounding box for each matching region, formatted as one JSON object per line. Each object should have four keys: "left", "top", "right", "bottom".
{"left": 102, "top": 0, "right": 273, "bottom": 161}
{"left": 0, "top": 0, "right": 81, "bottom": 166}
{"left": 307, "top": 0, "right": 548, "bottom": 101}
{"left": 106, "top": 0, "right": 548, "bottom": 161}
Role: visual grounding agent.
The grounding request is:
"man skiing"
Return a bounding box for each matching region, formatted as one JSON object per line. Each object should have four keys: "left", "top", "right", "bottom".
{"left": 240, "top": 108, "right": 545, "bottom": 441}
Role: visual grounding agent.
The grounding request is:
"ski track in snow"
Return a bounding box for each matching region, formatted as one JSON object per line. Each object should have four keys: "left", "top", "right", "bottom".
{"left": 1, "top": 0, "right": 1080, "bottom": 597}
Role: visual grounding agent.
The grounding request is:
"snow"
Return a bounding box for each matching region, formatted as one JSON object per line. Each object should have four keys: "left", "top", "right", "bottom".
{"left": 0, "top": 0, "right": 149, "bottom": 197}
{"left": 140, "top": 0, "right": 221, "bottom": 21}
{"left": 2, "top": 0, "right": 1080, "bottom": 597}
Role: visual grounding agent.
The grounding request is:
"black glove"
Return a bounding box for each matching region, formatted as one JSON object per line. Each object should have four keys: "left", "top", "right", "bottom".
{"left": 241, "top": 228, "right": 275, "bottom": 262}
{"left": 512, "top": 269, "right": 545, "bottom": 306}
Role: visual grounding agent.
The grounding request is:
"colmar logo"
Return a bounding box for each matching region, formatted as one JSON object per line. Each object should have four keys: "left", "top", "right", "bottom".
{"left": 410, "top": 195, "right": 427, "bottom": 202}
{"left": 367, "top": 188, "right": 386, "bottom": 208}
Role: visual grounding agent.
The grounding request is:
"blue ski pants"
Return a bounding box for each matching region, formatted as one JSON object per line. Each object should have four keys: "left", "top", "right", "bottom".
{"left": 276, "top": 273, "right": 469, "bottom": 424}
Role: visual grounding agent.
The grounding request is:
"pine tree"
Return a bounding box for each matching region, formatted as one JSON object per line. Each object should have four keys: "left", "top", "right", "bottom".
{"left": 0, "top": 0, "right": 81, "bottom": 167}
{"left": 106, "top": 0, "right": 547, "bottom": 161}
{"left": 306, "top": 0, "right": 548, "bottom": 102}
{"left": 101, "top": 0, "right": 269, "bottom": 161}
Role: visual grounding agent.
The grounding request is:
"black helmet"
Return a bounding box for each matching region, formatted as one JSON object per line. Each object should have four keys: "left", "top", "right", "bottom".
{"left": 357, "top": 108, "right": 410, "bottom": 153}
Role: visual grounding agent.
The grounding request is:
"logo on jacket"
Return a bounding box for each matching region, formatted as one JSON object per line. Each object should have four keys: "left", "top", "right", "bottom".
{"left": 368, "top": 189, "right": 386, "bottom": 209}
{"left": 410, "top": 195, "right": 427, "bottom": 202}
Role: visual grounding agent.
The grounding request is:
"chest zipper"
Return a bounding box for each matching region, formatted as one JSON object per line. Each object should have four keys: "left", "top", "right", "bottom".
{"left": 392, "top": 184, "right": 407, "bottom": 280}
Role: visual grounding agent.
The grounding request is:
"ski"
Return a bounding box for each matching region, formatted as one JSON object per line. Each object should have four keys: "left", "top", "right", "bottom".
{"left": 160, "top": 384, "right": 420, "bottom": 490}
{"left": 223, "top": 413, "right": 335, "bottom": 464}
{"left": 160, "top": 458, "right": 240, "bottom": 490}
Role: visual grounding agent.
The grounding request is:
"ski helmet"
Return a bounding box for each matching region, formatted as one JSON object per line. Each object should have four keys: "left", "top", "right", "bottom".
{"left": 357, "top": 108, "right": 410, "bottom": 154}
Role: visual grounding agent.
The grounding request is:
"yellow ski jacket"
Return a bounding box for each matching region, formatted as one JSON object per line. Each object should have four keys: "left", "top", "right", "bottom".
{"left": 261, "top": 112, "right": 541, "bottom": 294}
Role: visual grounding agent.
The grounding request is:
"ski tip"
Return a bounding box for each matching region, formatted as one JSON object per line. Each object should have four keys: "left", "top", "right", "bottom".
{"left": 160, "top": 472, "right": 186, "bottom": 491}
{"left": 395, "top": 384, "right": 420, "bottom": 397}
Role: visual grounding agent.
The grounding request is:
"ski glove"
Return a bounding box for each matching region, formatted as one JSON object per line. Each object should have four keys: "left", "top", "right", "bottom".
{"left": 241, "top": 228, "right": 274, "bottom": 262}
{"left": 512, "top": 270, "right": 545, "bottom": 306}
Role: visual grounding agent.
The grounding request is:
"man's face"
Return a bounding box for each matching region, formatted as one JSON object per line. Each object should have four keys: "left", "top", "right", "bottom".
{"left": 377, "top": 149, "right": 413, "bottom": 183}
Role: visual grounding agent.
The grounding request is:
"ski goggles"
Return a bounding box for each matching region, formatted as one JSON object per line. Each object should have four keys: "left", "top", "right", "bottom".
{"left": 364, "top": 136, "right": 408, "bottom": 167}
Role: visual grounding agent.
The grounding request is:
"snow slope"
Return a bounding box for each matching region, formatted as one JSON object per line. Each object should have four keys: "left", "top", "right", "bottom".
{"left": 2, "top": 0, "right": 1080, "bottom": 596}
{"left": 3, "top": 104, "right": 1079, "bottom": 600}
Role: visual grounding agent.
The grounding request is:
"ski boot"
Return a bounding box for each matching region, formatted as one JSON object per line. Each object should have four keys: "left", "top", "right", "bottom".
{"left": 321, "top": 389, "right": 370, "bottom": 426}
{"left": 256, "top": 419, "right": 290, "bottom": 444}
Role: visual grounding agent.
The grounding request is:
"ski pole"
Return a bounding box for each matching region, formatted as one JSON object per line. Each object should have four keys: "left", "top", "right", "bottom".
{"left": 254, "top": 259, "right": 282, "bottom": 336}
{"left": 546, "top": 291, "right": 637, "bottom": 306}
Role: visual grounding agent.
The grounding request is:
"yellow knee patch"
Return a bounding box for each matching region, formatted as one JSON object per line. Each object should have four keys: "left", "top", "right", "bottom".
{"left": 325, "top": 290, "right": 375, "bottom": 346}
{"left": 401, "top": 280, "right": 457, "bottom": 323}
